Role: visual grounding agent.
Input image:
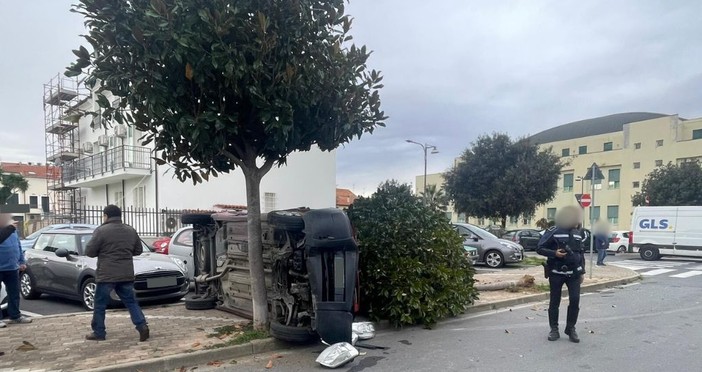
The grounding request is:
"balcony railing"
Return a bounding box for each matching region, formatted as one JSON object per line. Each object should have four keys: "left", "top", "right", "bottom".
{"left": 63, "top": 145, "right": 152, "bottom": 184}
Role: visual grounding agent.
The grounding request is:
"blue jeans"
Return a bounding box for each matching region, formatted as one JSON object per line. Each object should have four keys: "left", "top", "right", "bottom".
{"left": 597, "top": 248, "right": 607, "bottom": 264}
{"left": 91, "top": 282, "right": 147, "bottom": 338}
{"left": 0, "top": 270, "right": 21, "bottom": 320}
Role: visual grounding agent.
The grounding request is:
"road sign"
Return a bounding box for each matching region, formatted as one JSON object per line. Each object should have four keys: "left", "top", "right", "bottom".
{"left": 583, "top": 162, "right": 605, "bottom": 181}
{"left": 580, "top": 194, "right": 592, "bottom": 207}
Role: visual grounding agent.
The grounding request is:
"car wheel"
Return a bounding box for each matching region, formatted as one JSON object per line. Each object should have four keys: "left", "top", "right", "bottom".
{"left": 268, "top": 210, "right": 305, "bottom": 231}
{"left": 20, "top": 271, "right": 41, "bottom": 300}
{"left": 617, "top": 245, "right": 627, "bottom": 253}
{"left": 184, "top": 294, "right": 216, "bottom": 310}
{"left": 269, "top": 320, "right": 318, "bottom": 343}
{"left": 484, "top": 250, "right": 505, "bottom": 268}
{"left": 181, "top": 213, "right": 215, "bottom": 226}
{"left": 639, "top": 246, "right": 660, "bottom": 261}
{"left": 81, "top": 278, "right": 97, "bottom": 311}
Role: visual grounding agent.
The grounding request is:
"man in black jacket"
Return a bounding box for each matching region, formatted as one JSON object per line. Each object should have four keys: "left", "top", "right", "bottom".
{"left": 537, "top": 205, "right": 586, "bottom": 343}
{"left": 84, "top": 205, "right": 149, "bottom": 341}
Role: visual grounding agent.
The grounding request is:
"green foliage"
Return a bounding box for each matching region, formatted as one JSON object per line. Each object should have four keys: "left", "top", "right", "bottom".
{"left": 0, "top": 168, "right": 29, "bottom": 205}
{"left": 444, "top": 134, "right": 563, "bottom": 228}
{"left": 420, "top": 184, "right": 449, "bottom": 211}
{"left": 632, "top": 162, "right": 702, "bottom": 206}
{"left": 67, "top": 0, "right": 386, "bottom": 182}
{"left": 348, "top": 181, "right": 478, "bottom": 328}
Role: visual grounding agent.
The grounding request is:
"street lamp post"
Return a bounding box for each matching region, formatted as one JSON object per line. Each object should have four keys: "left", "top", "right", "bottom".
{"left": 406, "top": 140, "right": 439, "bottom": 196}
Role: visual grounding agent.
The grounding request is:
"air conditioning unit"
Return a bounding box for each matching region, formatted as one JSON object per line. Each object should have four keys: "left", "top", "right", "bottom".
{"left": 82, "top": 142, "right": 94, "bottom": 153}
{"left": 115, "top": 124, "right": 127, "bottom": 138}
{"left": 98, "top": 135, "right": 109, "bottom": 147}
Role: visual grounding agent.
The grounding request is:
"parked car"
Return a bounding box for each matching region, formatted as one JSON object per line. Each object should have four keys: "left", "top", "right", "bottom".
{"left": 462, "top": 244, "right": 479, "bottom": 265}
{"left": 21, "top": 229, "right": 189, "bottom": 310}
{"left": 502, "top": 229, "right": 542, "bottom": 251}
{"left": 152, "top": 235, "right": 172, "bottom": 254}
{"left": 167, "top": 227, "right": 194, "bottom": 279}
{"left": 20, "top": 223, "right": 97, "bottom": 251}
{"left": 608, "top": 231, "right": 630, "bottom": 253}
{"left": 453, "top": 223, "right": 524, "bottom": 268}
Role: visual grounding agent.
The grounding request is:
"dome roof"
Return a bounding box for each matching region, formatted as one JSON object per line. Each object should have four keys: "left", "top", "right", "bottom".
{"left": 529, "top": 112, "right": 671, "bottom": 144}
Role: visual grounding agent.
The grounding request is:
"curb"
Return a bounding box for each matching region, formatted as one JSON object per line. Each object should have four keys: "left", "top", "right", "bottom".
{"left": 87, "top": 338, "right": 284, "bottom": 372}
{"left": 465, "top": 273, "right": 642, "bottom": 314}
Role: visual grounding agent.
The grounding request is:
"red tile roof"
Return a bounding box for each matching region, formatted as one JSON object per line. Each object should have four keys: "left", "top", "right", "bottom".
{"left": 213, "top": 204, "right": 248, "bottom": 210}
{"left": 0, "top": 162, "right": 59, "bottom": 179}
{"left": 336, "top": 188, "right": 357, "bottom": 208}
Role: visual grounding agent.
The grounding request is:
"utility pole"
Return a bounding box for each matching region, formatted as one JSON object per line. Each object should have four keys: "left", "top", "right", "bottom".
{"left": 405, "top": 140, "right": 439, "bottom": 196}
{"left": 583, "top": 163, "right": 604, "bottom": 279}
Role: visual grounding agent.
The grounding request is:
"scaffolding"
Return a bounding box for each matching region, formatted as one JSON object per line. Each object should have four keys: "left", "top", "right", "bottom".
{"left": 43, "top": 74, "right": 86, "bottom": 223}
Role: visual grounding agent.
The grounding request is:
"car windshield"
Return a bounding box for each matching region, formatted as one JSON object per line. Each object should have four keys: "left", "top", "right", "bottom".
{"left": 78, "top": 234, "right": 154, "bottom": 254}
{"left": 464, "top": 224, "right": 499, "bottom": 240}
{"left": 25, "top": 226, "right": 53, "bottom": 240}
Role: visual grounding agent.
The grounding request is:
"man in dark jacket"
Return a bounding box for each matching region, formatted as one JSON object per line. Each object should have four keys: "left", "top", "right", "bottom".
{"left": 537, "top": 205, "right": 586, "bottom": 343}
{"left": 0, "top": 214, "right": 32, "bottom": 328}
{"left": 85, "top": 205, "right": 149, "bottom": 341}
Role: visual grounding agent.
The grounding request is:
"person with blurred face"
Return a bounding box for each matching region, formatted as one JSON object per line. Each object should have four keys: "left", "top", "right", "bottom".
{"left": 0, "top": 214, "right": 32, "bottom": 327}
{"left": 537, "top": 205, "right": 586, "bottom": 343}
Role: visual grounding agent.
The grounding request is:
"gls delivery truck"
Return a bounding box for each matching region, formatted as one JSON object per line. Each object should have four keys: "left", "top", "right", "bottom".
{"left": 630, "top": 206, "right": 702, "bottom": 261}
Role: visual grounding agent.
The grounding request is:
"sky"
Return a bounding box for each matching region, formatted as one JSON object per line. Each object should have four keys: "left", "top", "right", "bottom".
{"left": 2, "top": 0, "right": 702, "bottom": 196}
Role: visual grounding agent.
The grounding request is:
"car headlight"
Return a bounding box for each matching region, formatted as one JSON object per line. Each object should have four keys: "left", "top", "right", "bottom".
{"left": 500, "top": 242, "right": 520, "bottom": 251}
{"left": 170, "top": 257, "right": 188, "bottom": 274}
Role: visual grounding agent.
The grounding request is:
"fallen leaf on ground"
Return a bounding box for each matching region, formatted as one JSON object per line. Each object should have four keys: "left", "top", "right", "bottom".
{"left": 207, "top": 360, "right": 223, "bottom": 367}
{"left": 589, "top": 330, "right": 595, "bottom": 334}
{"left": 16, "top": 341, "right": 36, "bottom": 351}
{"left": 509, "top": 309, "right": 513, "bottom": 312}
{"left": 266, "top": 360, "right": 274, "bottom": 369}
{"left": 192, "top": 342, "right": 201, "bottom": 348}
{"left": 612, "top": 305, "right": 617, "bottom": 308}
{"left": 526, "top": 317, "right": 534, "bottom": 320}
{"left": 272, "top": 354, "right": 283, "bottom": 359}
{"left": 505, "top": 330, "right": 510, "bottom": 334}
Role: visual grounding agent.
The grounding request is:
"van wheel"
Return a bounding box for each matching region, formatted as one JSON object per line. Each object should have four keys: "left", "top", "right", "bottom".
{"left": 640, "top": 246, "right": 660, "bottom": 261}
{"left": 269, "top": 320, "right": 317, "bottom": 343}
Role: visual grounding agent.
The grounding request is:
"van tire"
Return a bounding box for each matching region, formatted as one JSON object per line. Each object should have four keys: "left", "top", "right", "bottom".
{"left": 640, "top": 246, "right": 660, "bottom": 261}
{"left": 269, "top": 320, "right": 317, "bottom": 343}
{"left": 184, "top": 294, "right": 217, "bottom": 310}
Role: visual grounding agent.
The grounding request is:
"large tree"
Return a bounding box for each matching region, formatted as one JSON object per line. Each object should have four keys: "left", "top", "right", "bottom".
{"left": 0, "top": 168, "right": 29, "bottom": 205}
{"left": 67, "top": 0, "right": 386, "bottom": 329}
{"left": 444, "top": 133, "right": 562, "bottom": 229}
{"left": 632, "top": 162, "right": 702, "bottom": 206}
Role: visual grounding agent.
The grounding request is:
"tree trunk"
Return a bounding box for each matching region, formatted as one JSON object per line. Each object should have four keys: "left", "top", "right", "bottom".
{"left": 242, "top": 168, "right": 269, "bottom": 330}
{"left": 501, "top": 215, "right": 507, "bottom": 230}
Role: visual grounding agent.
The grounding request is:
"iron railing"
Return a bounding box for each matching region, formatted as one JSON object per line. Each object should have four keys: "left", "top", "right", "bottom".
{"left": 63, "top": 145, "right": 152, "bottom": 184}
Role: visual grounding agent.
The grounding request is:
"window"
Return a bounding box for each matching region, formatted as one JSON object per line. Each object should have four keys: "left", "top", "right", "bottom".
{"left": 633, "top": 162, "right": 640, "bottom": 169}
{"left": 656, "top": 139, "right": 664, "bottom": 147}
{"left": 7, "top": 193, "right": 19, "bottom": 205}
{"left": 509, "top": 216, "right": 519, "bottom": 224}
{"left": 174, "top": 229, "right": 193, "bottom": 246}
{"left": 457, "top": 213, "right": 466, "bottom": 223}
{"left": 522, "top": 217, "right": 532, "bottom": 226}
{"left": 634, "top": 142, "right": 641, "bottom": 149}
{"left": 114, "top": 191, "right": 124, "bottom": 209}
{"left": 578, "top": 146, "right": 587, "bottom": 155}
{"left": 29, "top": 196, "right": 38, "bottom": 209}
{"left": 633, "top": 181, "right": 640, "bottom": 188}
{"left": 547, "top": 208, "right": 557, "bottom": 221}
{"left": 603, "top": 142, "right": 613, "bottom": 151}
{"left": 477, "top": 218, "right": 485, "bottom": 226}
{"left": 41, "top": 196, "right": 50, "bottom": 213}
{"left": 691, "top": 128, "right": 702, "bottom": 140}
{"left": 591, "top": 206, "right": 601, "bottom": 221}
{"left": 264, "top": 192, "right": 277, "bottom": 212}
{"left": 608, "top": 169, "right": 620, "bottom": 189}
{"left": 563, "top": 173, "right": 574, "bottom": 192}
{"left": 655, "top": 160, "right": 663, "bottom": 167}
{"left": 607, "top": 205, "right": 619, "bottom": 225}
{"left": 35, "top": 234, "right": 53, "bottom": 251}
{"left": 133, "top": 186, "right": 146, "bottom": 208}
{"left": 561, "top": 148, "right": 570, "bottom": 157}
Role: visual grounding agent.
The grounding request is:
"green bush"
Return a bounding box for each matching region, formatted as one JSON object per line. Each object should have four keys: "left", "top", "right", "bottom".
{"left": 347, "top": 181, "right": 479, "bottom": 327}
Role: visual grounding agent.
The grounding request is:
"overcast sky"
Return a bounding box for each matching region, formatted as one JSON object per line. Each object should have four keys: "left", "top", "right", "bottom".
{"left": 2, "top": 1, "right": 702, "bottom": 196}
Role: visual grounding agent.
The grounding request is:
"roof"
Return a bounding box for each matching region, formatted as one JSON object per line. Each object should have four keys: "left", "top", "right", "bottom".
{"left": 528, "top": 112, "right": 671, "bottom": 144}
{"left": 336, "top": 188, "right": 357, "bottom": 208}
{"left": 0, "top": 162, "right": 58, "bottom": 179}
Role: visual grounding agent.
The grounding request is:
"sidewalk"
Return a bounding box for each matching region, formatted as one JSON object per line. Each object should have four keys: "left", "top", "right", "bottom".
{"left": 0, "top": 264, "right": 638, "bottom": 371}
{"left": 0, "top": 304, "right": 249, "bottom": 372}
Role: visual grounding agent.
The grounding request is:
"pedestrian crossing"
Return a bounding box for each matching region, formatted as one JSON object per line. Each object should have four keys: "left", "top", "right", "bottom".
{"left": 609, "top": 259, "right": 702, "bottom": 279}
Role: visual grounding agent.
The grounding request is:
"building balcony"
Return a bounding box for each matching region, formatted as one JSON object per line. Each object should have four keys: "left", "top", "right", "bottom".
{"left": 63, "top": 145, "right": 152, "bottom": 188}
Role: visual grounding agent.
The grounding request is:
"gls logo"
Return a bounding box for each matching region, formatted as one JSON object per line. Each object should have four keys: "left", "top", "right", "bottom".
{"left": 639, "top": 219, "right": 669, "bottom": 229}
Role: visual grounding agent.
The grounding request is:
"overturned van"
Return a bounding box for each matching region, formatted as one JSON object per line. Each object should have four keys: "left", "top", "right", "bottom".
{"left": 181, "top": 208, "right": 358, "bottom": 344}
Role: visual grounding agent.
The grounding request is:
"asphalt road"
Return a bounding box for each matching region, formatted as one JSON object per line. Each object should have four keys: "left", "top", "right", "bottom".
{"left": 196, "top": 253, "right": 702, "bottom": 372}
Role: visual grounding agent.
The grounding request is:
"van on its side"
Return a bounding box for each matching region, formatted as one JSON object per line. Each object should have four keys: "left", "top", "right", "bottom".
{"left": 630, "top": 206, "right": 702, "bottom": 261}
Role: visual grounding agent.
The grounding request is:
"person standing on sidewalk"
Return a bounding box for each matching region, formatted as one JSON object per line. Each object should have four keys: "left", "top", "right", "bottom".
{"left": 0, "top": 214, "right": 32, "bottom": 328}
{"left": 593, "top": 221, "right": 610, "bottom": 266}
{"left": 537, "top": 205, "right": 586, "bottom": 343}
{"left": 84, "top": 205, "right": 150, "bottom": 341}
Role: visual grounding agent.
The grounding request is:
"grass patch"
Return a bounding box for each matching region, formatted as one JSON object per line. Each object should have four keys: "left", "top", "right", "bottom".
{"left": 534, "top": 283, "right": 550, "bottom": 292}
{"left": 520, "top": 256, "right": 546, "bottom": 266}
{"left": 205, "top": 323, "right": 269, "bottom": 349}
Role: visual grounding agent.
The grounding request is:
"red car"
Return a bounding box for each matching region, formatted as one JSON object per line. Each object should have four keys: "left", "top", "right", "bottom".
{"left": 152, "top": 236, "right": 172, "bottom": 254}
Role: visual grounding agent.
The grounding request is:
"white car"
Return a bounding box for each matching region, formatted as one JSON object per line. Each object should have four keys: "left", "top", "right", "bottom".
{"left": 608, "top": 231, "right": 630, "bottom": 253}
{"left": 167, "top": 226, "right": 195, "bottom": 279}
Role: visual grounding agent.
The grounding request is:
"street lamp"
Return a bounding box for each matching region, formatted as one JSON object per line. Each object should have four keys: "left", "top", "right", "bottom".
{"left": 406, "top": 139, "right": 439, "bottom": 196}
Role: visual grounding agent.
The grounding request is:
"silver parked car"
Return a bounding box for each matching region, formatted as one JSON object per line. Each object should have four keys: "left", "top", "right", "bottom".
{"left": 167, "top": 226, "right": 195, "bottom": 279}
{"left": 453, "top": 223, "right": 524, "bottom": 268}
{"left": 20, "top": 229, "right": 189, "bottom": 310}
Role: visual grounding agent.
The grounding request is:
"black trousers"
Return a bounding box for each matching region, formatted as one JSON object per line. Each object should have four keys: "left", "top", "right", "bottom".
{"left": 548, "top": 273, "right": 581, "bottom": 329}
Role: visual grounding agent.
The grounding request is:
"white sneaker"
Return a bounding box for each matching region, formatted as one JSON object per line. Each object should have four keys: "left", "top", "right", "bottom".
{"left": 7, "top": 316, "right": 32, "bottom": 324}
{"left": 0, "top": 320, "right": 6, "bottom": 328}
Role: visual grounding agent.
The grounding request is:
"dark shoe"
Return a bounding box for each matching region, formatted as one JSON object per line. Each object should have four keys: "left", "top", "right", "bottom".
{"left": 85, "top": 333, "right": 105, "bottom": 341}
{"left": 548, "top": 327, "right": 560, "bottom": 341}
{"left": 138, "top": 325, "right": 150, "bottom": 342}
{"left": 565, "top": 327, "right": 580, "bottom": 343}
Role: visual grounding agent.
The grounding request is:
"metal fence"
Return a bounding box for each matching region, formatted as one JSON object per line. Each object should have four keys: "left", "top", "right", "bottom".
{"left": 78, "top": 206, "right": 210, "bottom": 237}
